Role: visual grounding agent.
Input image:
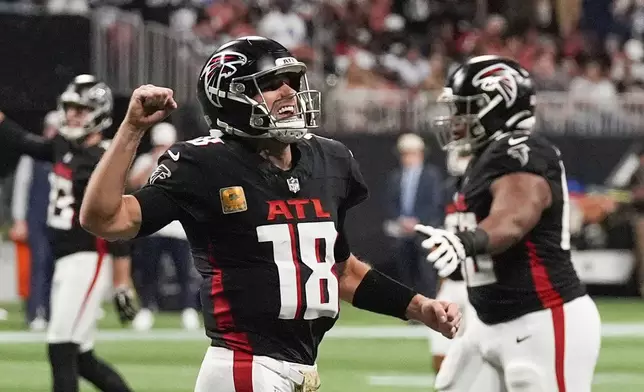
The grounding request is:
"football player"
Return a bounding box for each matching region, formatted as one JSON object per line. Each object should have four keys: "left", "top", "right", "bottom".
{"left": 80, "top": 36, "right": 461, "bottom": 392}
{"left": 0, "top": 75, "right": 136, "bottom": 392}
{"left": 415, "top": 55, "right": 601, "bottom": 392}
{"left": 430, "top": 145, "right": 504, "bottom": 391}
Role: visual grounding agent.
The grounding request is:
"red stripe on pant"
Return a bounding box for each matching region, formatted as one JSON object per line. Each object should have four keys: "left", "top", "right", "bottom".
{"left": 526, "top": 239, "right": 566, "bottom": 391}
{"left": 551, "top": 305, "right": 566, "bottom": 392}
{"left": 208, "top": 241, "right": 254, "bottom": 391}
{"left": 233, "top": 351, "right": 254, "bottom": 392}
{"left": 71, "top": 239, "right": 107, "bottom": 333}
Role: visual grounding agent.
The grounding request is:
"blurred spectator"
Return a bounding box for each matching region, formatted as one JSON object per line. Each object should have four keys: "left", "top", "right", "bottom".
{"left": 128, "top": 122, "right": 200, "bottom": 331}
{"left": 9, "top": 111, "right": 59, "bottom": 331}
{"left": 421, "top": 52, "right": 449, "bottom": 91}
{"left": 384, "top": 133, "right": 443, "bottom": 299}
{"left": 569, "top": 55, "right": 618, "bottom": 104}
{"left": 257, "top": 0, "right": 307, "bottom": 50}
{"left": 47, "top": 0, "right": 88, "bottom": 14}
{"left": 532, "top": 48, "right": 570, "bottom": 91}
{"left": 480, "top": 14, "right": 507, "bottom": 56}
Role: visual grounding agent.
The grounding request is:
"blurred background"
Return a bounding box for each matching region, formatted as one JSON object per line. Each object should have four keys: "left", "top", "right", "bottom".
{"left": 2, "top": 0, "right": 644, "bottom": 391}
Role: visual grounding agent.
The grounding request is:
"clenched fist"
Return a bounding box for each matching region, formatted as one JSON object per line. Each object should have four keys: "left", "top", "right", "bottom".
{"left": 124, "top": 85, "right": 177, "bottom": 131}
{"left": 414, "top": 298, "right": 462, "bottom": 339}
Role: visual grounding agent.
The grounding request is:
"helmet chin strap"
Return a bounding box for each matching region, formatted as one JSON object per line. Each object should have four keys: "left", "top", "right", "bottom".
{"left": 269, "top": 127, "right": 307, "bottom": 144}
{"left": 58, "top": 126, "right": 88, "bottom": 141}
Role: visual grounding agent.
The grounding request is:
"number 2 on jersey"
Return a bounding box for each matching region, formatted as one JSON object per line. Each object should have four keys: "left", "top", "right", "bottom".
{"left": 257, "top": 222, "right": 339, "bottom": 320}
{"left": 47, "top": 173, "right": 75, "bottom": 230}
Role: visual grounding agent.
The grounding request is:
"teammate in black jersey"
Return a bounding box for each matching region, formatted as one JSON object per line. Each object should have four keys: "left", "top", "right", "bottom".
{"left": 0, "top": 75, "right": 136, "bottom": 392}
{"left": 415, "top": 55, "right": 601, "bottom": 392}
{"left": 80, "top": 36, "right": 461, "bottom": 392}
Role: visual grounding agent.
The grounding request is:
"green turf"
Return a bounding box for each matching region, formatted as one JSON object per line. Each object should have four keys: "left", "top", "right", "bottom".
{"left": 1, "top": 298, "right": 644, "bottom": 391}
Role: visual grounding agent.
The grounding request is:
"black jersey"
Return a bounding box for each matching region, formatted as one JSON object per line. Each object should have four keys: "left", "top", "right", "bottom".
{"left": 46, "top": 136, "right": 129, "bottom": 260}
{"left": 136, "top": 133, "right": 368, "bottom": 365}
{"left": 456, "top": 131, "right": 585, "bottom": 324}
{"left": 0, "top": 117, "right": 129, "bottom": 260}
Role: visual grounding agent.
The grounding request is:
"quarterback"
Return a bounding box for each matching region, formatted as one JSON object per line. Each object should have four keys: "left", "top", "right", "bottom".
{"left": 80, "top": 36, "right": 461, "bottom": 392}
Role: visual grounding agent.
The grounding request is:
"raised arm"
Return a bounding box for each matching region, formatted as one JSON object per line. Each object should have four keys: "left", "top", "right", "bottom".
{"left": 0, "top": 112, "right": 55, "bottom": 162}
{"left": 79, "top": 85, "right": 178, "bottom": 240}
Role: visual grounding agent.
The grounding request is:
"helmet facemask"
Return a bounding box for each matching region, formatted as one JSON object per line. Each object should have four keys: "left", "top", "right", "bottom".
{"left": 208, "top": 61, "right": 321, "bottom": 144}
{"left": 434, "top": 88, "right": 498, "bottom": 152}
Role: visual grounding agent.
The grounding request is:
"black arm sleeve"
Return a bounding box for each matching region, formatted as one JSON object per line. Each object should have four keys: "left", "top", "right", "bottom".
{"left": 132, "top": 186, "right": 184, "bottom": 238}
{"left": 0, "top": 116, "right": 55, "bottom": 162}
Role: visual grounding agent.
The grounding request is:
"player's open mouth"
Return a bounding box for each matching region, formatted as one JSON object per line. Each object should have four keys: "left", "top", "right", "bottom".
{"left": 275, "top": 105, "right": 296, "bottom": 120}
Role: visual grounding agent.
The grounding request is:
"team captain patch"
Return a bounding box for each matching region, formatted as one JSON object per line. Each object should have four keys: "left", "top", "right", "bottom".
{"left": 219, "top": 186, "right": 248, "bottom": 214}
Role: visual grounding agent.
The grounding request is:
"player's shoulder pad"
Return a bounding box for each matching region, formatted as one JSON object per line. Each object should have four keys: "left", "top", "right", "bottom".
{"left": 148, "top": 136, "right": 224, "bottom": 186}
{"left": 485, "top": 131, "right": 556, "bottom": 170}
{"left": 303, "top": 133, "right": 353, "bottom": 159}
{"left": 158, "top": 134, "right": 226, "bottom": 164}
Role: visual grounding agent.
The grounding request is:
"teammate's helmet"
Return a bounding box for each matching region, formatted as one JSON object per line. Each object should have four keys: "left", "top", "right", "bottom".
{"left": 434, "top": 55, "right": 535, "bottom": 152}
{"left": 57, "top": 74, "right": 113, "bottom": 141}
{"left": 196, "top": 36, "right": 321, "bottom": 144}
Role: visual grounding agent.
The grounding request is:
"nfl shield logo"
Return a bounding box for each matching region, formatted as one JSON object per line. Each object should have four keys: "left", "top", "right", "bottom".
{"left": 286, "top": 177, "right": 300, "bottom": 194}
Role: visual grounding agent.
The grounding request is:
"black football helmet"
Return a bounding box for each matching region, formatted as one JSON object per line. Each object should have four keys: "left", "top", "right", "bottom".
{"left": 57, "top": 74, "right": 113, "bottom": 141}
{"left": 196, "top": 36, "right": 321, "bottom": 144}
{"left": 433, "top": 55, "right": 536, "bottom": 152}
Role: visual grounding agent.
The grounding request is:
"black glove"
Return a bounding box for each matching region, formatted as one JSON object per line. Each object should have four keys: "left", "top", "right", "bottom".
{"left": 114, "top": 286, "right": 138, "bottom": 325}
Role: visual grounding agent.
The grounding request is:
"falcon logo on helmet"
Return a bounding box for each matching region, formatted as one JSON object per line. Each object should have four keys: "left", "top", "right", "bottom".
{"left": 471, "top": 64, "right": 520, "bottom": 108}
{"left": 431, "top": 56, "right": 536, "bottom": 153}
{"left": 202, "top": 51, "right": 248, "bottom": 108}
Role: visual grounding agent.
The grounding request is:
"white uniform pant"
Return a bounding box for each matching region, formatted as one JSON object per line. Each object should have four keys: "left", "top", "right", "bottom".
{"left": 46, "top": 251, "right": 112, "bottom": 353}
{"left": 435, "top": 295, "right": 601, "bottom": 392}
{"left": 195, "top": 347, "right": 316, "bottom": 392}
{"left": 430, "top": 279, "right": 475, "bottom": 356}
{"left": 430, "top": 279, "right": 501, "bottom": 391}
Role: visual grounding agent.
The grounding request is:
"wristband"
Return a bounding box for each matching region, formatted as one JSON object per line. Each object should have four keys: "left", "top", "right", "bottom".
{"left": 352, "top": 269, "right": 417, "bottom": 320}
{"left": 456, "top": 228, "right": 489, "bottom": 257}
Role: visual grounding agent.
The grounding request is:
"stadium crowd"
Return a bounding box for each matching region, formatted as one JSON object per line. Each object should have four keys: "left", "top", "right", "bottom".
{"left": 8, "top": 0, "right": 638, "bottom": 97}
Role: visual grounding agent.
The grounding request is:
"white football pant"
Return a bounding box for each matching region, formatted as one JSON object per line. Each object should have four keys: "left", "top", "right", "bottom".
{"left": 195, "top": 346, "right": 317, "bottom": 392}
{"left": 46, "top": 251, "right": 112, "bottom": 353}
{"left": 430, "top": 279, "right": 473, "bottom": 356}
{"left": 431, "top": 279, "right": 501, "bottom": 391}
{"left": 435, "top": 295, "right": 601, "bottom": 392}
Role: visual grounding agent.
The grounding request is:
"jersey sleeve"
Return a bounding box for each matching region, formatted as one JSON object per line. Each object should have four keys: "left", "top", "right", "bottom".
{"left": 0, "top": 115, "right": 55, "bottom": 162}
{"left": 343, "top": 149, "right": 370, "bottom": 210}
{"left": 135, "top": 142, "right": 213, "bottom": 225}
{"left": 481, "top": 134, "right": 553, "bottom": 184}
{"left": 334, "top": 147, "right": 369, "bottom": 262}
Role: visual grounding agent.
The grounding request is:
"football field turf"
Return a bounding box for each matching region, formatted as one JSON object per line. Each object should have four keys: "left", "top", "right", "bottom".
{"left": 1, "top": 298, "right": 644, "bottom": 391}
